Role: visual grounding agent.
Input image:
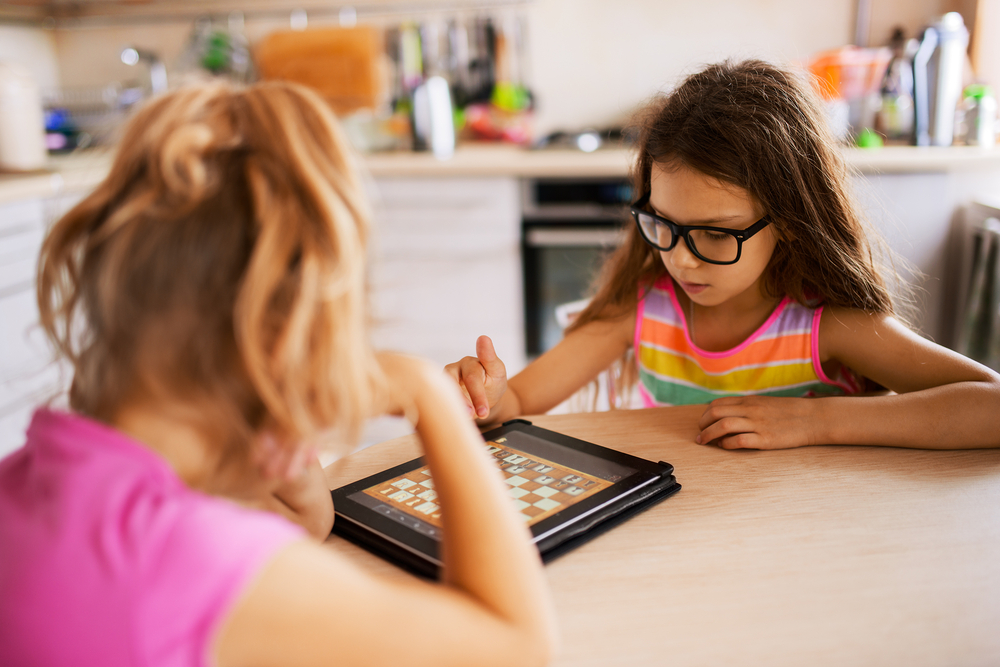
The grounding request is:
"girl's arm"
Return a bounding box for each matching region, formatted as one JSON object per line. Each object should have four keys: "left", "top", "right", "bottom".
{"left": 213, "top": 353, "right": 558, "bottom": 667}
{"left": 446, "top": 313, "right": 635, "bottom": 424}
{"left": 698, "top": 308, "right": 1000, "bottom": 449}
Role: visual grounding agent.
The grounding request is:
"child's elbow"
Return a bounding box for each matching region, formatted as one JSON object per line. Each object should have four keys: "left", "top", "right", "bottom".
{"left": 499, "top": 613, "right": 559, "bottom": 667}
{"left": 531, "top": 607, "right": 561, "bottom": 666}
{"left": 518, "top": 628, "right": 559, "bottom": 667}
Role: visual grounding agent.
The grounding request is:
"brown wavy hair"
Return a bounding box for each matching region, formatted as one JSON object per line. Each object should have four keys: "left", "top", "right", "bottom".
{"left": 571, "top": 58, "right": 907, "bottom": 333}
{"left": 37, "top": 81, "right": 382, "bottom": 450}
{"left": 566, "top": 59, "right": 909, "bottom": 403}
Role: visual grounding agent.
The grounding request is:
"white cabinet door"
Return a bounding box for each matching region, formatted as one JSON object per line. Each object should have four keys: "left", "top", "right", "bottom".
{"left": 367, "top": 176, "right": 526, "bottom": 374}
{"left": 0, "top": 195, "right": 79, "bottom": 458}
{"left": 1, "top": 178, "right": 526, "bottom": 453}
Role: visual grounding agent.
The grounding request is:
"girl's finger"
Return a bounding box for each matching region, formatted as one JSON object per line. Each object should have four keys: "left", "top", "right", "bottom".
{"left": 475, "top": 335, "right": 506, "bottom": 381}
{"left": 252, "top": 431, "right": 277, "bottom": 466}
{"left": 696, "top": 417, "right": 754, "bottom": 445}
{"left": 265, "top": 445, "right": 290, "bottom": 479}
{"left": 256, "top": 433, "right": 288, "bottom": 479}
{"left": 716, "top": 433, "right": 757, "bottom": 449}
{"left": 284, "top": 445, "right": 313, "bottom": 481}
{"left": 454, "top": 381, "right": 476, "bottom": 416}
{"left": 697, "top": 403, "right": 748, "bottom": 430}
{"left": 461, "top": 365, "right": 492, "bottom": 419}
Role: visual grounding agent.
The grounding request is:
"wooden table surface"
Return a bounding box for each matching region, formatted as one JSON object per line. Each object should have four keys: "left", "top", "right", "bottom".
{"left": 323, "top": 406, "right": 1000, "bottom": 666}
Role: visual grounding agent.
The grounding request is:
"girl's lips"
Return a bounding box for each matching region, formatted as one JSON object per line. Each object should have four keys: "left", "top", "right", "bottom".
{"left": 679, "top": 281, "right": 708, "bottom": 295}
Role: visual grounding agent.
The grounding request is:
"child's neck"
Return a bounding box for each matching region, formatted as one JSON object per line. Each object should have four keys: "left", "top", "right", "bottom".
{"left": 113, "top": 403, "right": 223, "bottom": 489}
{"left": 679, "top": 284, "right": 781, "bottom": 352}
{"left": 113, "top": 401, "right": 280, "bottom": 506}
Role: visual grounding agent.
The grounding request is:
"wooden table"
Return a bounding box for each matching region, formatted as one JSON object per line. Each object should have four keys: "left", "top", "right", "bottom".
{"left": 323, "top": 406, "right": 1000, "bottom": 666}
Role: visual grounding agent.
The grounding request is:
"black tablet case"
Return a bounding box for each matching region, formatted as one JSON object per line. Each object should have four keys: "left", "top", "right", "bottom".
{"left": 331, "top": 419, "right": 681, "bottom": 579}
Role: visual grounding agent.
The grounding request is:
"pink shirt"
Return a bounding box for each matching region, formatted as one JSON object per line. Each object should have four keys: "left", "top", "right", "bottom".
{"left": 0, "top": 409, "right": 305, "bottom": 667}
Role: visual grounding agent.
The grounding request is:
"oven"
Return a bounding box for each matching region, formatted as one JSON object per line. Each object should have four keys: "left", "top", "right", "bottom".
{"left": 521, "top": 178, "right": 632, "bottom": 357}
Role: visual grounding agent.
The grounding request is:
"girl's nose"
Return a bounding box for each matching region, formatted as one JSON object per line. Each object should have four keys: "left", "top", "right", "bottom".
{"left": 663, "top": 238, "right": 701, "bottom": 270}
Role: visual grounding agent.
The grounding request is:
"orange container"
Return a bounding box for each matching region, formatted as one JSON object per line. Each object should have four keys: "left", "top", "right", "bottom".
{"left": 808, "top": 46, "right": 891, "bottom": 101}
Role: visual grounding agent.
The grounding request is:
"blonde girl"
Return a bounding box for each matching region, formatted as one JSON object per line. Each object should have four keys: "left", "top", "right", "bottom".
{"left": 0, "top": 82, "right": 555, "bottom": 667}
{"left": 448, "top": 59, "right": 1000, "bottom": 450}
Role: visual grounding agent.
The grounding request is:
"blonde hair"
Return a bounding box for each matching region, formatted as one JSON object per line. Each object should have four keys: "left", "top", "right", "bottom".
{"left": 38, "top": 81, "right": 382, "bottom": 450}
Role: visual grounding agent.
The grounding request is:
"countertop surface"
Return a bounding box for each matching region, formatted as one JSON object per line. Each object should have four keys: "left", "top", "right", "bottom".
{"left": 323, "top": 406, "right": 1000, "bottom": 667}
{"left": 5, "top": 143, "right": 1000, "bottom": 205}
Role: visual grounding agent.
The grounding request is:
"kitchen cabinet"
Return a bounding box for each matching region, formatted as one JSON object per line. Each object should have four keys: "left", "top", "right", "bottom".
{"left": 0, "top": 171, "right": 525, "bottom": 455}
{"left": 358, "top": 174, "right": 525, "bottom": 446}
{"left": 851, "top": 167, "right": 1000, "bottom": 346}
{"left": 0, "top": 194, "right": 78, "bottom": 457}
{"left": 366, "top": 175, "right": 526, "bottom": 373}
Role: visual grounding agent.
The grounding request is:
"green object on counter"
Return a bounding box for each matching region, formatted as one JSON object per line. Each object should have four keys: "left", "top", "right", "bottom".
{"left": 856, "top": 128, "right": 884, "bottom": 149}
{"left": 491, "top": 82, "right": 530, "bottom": 112}
{"left": 201, "top": 30, "right": 231, "bottom": 73}
{"left": 964, "top": 83, "right": 994, "bottom": 100}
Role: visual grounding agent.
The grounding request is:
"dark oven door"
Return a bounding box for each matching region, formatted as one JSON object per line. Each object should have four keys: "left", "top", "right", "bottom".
{"left": 522, "top": 178, "right": 632, "bottom": 357}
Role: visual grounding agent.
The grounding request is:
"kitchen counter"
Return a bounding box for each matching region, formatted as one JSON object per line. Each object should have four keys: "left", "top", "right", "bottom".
{"left": 6, "top": 143, "right": 1000, "bottom": 205}
{"left": 366, "top": 144, "right": 1000, "bottom": 176}
{"left": 323, "top": 405, "right": 1000, "bottom": 666}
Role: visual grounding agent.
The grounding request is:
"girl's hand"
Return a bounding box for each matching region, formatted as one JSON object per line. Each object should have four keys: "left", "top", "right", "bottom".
{"left": 251, "top": 434, "right": 334, "bottom": 541}
{"left": 444, "top": 335, "right": 508, "bottom": 420}
{"left": 375, "top": 350, "right": 447, "bottom": 425}
{"left": 696, "top": 396, "right": 822, "bottom": 450}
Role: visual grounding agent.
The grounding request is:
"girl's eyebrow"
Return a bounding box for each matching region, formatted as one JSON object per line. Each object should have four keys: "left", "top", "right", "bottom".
{"left": 649, "top": 205, "right": 745, "bottom": 226}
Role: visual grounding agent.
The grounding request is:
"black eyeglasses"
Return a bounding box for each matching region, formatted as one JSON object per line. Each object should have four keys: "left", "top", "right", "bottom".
{"left": 630, "top": 193, "right": 772, "bottom": 265}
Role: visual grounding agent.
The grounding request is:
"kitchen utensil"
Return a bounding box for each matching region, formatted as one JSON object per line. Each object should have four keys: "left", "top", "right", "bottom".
{"left": 876, "top": 28, "right": 915, "bottom": 141}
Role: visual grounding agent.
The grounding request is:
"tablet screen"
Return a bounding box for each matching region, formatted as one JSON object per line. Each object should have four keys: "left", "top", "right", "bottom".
{"left": 346, "top": 429, "right": 639, "bottom": 537}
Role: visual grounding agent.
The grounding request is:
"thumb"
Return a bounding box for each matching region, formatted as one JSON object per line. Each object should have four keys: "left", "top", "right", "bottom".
{"left": 475, "top": 335, "right": 505, "bottom": 378}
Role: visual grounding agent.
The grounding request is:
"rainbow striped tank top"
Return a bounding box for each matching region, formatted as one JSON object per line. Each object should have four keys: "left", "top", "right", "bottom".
{"left": 634, "top": 277, "right": 861, "bottom": 407}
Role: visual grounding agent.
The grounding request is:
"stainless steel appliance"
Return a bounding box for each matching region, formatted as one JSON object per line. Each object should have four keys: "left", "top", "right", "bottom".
{"left": 521, "top": 178, "right": 631, "bottom": 356}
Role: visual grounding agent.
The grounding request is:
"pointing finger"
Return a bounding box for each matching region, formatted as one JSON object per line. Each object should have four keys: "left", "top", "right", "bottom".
{"left": 475, "top": 335, "right": 506, "bottom": 379}
{"left": 458, "top": 357, "right": 491, "bottom": 419}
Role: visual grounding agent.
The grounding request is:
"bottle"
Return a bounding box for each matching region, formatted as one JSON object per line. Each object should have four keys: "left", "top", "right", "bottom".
{"left": 412, "top": 76, "right": 455, "bottom": 159}
{"left": 977, "top": 89, "right": 998, "bottom": 148}
{"left": 957, "top": 84, "right": 997, "bottom": 147}
{"left": 876, "top": 28, "right": 914, "bottom": 141}
{"left": 912, "top": 12, "right": 969, "bottom": 146}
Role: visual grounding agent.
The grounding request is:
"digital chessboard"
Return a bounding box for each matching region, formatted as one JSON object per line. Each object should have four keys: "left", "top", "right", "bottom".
{"left": 361, "top": 436, "right": 614, "bottom": 527}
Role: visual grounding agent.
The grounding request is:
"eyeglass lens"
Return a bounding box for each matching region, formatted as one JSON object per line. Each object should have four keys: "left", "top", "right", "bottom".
{"left": 634, "top": 212, "right": 739, "bottom": 263}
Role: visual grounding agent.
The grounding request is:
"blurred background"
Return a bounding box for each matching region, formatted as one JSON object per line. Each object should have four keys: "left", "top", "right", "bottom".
{"left": 0, "top": 0, "right": 995, "bottom": 150}
{"left": 3, "top": 0, "right": 1000, "bottom": 456}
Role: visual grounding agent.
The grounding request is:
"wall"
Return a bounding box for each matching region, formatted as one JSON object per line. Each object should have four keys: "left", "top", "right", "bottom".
{"left": 525, "top": 0, "right": 855, "bottom": 135}
{"left": 35, "top": 0, "right": 971, "bottom": 136}
{"left": 867, "top": 0, "right": 976, "bottom": 48}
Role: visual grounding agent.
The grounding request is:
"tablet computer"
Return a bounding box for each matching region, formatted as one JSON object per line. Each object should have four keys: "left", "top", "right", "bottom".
{"left": 330, "top": 419, "right": 681, "bottom": 579}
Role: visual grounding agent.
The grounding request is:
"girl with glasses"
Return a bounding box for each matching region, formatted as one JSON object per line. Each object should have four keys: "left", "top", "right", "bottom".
{"left": 0, "top": 82, "right": 555, "bottom": 666}
{"left": 448, "top": 59, "right": 1000, "bottom": 451}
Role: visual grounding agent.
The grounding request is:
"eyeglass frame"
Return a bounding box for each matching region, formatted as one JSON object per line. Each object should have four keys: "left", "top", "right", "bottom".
{"left": 629, "top": 193, "right": 773, "bottom": 266}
